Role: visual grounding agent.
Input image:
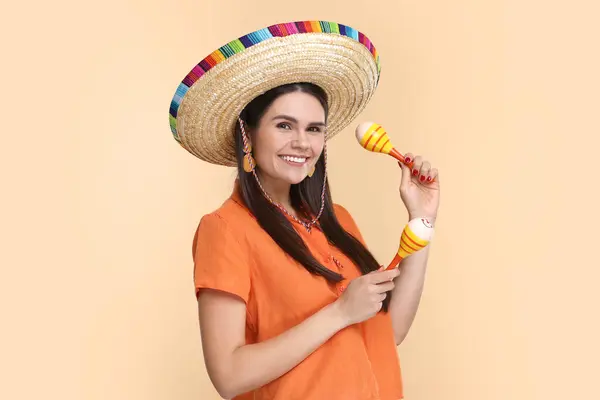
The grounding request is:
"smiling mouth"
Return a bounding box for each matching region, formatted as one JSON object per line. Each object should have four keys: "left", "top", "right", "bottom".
{"left": 279, "top": 155, "right": 309, "bottom": 165}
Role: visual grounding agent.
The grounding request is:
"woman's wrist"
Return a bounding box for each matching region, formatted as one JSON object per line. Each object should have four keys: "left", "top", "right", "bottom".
{"left": 408, "top": 213, "right": 437, "bottom": 224}
{"left": 326, "top": 299, "right": 351, "bottom": 330}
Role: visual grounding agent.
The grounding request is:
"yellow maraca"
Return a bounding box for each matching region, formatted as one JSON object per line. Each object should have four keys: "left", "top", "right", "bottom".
{"left": 354, "top": 122, "right": 407, "bottom": 163}
{"left": 354, "top": 121, "right": 435, "bottom": 269}
{"left": 385, "top": 217, "right": 434, "bottom": 269}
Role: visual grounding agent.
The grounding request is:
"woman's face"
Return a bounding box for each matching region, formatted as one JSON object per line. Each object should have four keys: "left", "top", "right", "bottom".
{"left": 250, "top": 91, "right": 326, "bottom": 186}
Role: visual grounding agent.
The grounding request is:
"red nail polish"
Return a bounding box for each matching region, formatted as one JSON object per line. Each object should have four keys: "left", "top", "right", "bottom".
{"left": 412, "top": 169, "right": 418, "bottom": 175}
{"left": 405, "top": 157, "right": 411, "bottom": 163}
{"left": 420, "top": 175, "right": 425, "bottom": 181}
{"left": 427, "top": 176, "right": 432, "bottom": 182}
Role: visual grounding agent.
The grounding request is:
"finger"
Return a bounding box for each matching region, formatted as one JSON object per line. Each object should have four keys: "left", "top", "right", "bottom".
{"left": 368, "top": 280, "right": 394, "bottom": 293}
{"left": 370, "top": 265, "right": 384, "bottom": 273}
{"left": 398, "top": 161, "right": 412, "bottom": 189}
{"left": 374, "top": 281, "right": 395, "bottom": 293}
{"left": 375, "top": 293, "right": 387, "bottom": 302}
{"left": 403, "top": 152, "right": 414, "bottom": 167}
{"left": 427, "top": 168, "right": 439, "bottom": 184}
{"left": 418, "top": 161, "right": 431, "bottom": 184}
{"left": 368, "top": 268, "right": 401, "bottom": 284}
{"left": 410, "top": 156, "right": 423, "bottom": 179}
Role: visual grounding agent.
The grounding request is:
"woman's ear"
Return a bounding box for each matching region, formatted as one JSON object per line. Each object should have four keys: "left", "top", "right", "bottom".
{"left": 246, "top": 128, "right": 254, "bottom": 146}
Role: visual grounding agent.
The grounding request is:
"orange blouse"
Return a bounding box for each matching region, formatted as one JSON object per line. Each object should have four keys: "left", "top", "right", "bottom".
{"left": 193, "top": 183, "right": 404, "bottom": 400}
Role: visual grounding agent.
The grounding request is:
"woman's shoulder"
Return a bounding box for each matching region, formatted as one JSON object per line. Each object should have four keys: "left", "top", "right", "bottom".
{"left": 331, "top": 203, "right": 367, "bottom": 245}
{"left": 191, "top": 198, "right": 254, "bottom": 256}
{"left": 332, "top": 203, "right": 361, "bottom": 232}
{"left": 197, "top": 196, "right": 254, "bottom": 232}
{"left": 332, "top": 202, "right": 354, "bottom": 221}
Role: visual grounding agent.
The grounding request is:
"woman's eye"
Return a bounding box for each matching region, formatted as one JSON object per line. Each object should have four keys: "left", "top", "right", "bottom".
{"left": 277, "top": 123, "right": 292, "bottom": 130}
{"left": 308, "top": 127, "right": 323, "bottom": 133}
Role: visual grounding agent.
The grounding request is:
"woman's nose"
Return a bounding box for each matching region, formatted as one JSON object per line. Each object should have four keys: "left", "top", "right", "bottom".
{"left": 291, "top": 131, "right": 310, "bottom": 149}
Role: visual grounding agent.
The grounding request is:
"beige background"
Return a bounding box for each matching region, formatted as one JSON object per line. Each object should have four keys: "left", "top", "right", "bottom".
{"left": 2, "top": 0, "right": 599, "bottom": 399}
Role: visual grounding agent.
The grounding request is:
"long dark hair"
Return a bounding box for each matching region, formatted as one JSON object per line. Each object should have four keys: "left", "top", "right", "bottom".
{"left": 234, "top": 82, "right": 392, "bottom": 312}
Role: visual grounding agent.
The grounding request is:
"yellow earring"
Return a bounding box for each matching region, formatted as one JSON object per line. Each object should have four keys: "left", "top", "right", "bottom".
{"left": 243, "top": 153, "right": 255, "bottom": 173}
{"left": 238, "top": 117, "right": 255, "bottom": 173}
{"left": 307, "top": 165, "right": 316, "bottom": 177}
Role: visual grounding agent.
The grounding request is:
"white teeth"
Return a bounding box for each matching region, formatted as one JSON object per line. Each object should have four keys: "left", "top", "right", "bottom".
{"left": 281, "top": 156, "right": 307, "bottom": 163}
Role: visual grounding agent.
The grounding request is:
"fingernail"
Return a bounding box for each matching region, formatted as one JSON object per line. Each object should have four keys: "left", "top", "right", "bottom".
{"left": 427, "top": 176, "right": 432, "bottom": 182}
{"left": 405, "top": 157, "right": 411, "bottom": 163}
{"left": 412, "top": 169, "right": 419, "bottom": 175}
{"left": 419, "top": 175, "right": 426, "bottom": 181}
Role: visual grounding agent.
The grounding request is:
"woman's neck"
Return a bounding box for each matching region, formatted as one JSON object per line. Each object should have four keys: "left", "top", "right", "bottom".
{"left": 256, "top": 171, "right": 295, "bottom": 214}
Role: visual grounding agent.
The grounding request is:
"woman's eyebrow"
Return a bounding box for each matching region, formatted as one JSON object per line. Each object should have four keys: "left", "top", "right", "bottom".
{"left": 272, "top": 114, "right": 326, "bottom": 126}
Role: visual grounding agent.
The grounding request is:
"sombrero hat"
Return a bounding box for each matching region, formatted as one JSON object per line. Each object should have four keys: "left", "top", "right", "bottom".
{"left": 168, "top": 20, "right": 382, "bottom": 167}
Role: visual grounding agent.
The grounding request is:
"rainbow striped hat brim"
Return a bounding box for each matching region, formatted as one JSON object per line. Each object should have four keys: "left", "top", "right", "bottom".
{"left": 169, "top": 20, "right": 382, "bottom": 166}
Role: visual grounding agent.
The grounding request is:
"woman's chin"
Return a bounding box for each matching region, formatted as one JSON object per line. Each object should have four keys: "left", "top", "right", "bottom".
{"left": 261, "top": 165, "right": 310, "bottom": 185}
{"left": 279, "top": 171, "right": 309, "bottom": 185}
{"left": 285, "top": 175, "right": 308, "bottom": 185}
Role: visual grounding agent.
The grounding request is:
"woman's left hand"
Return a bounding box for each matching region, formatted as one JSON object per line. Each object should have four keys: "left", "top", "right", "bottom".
{"left": 398, "top": 153, "right": 440, "bottom": 222}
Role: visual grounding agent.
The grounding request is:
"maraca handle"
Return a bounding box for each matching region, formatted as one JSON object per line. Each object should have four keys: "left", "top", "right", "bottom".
{"left": 385, "top": 253, "right": 403, "bottom": 270}
{"left": 388, "top": 148, "right": 405, "bottom": 163}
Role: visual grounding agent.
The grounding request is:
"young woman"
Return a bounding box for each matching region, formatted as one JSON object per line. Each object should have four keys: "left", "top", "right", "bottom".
{"left": 169, "top": 21, "right": 440, "bottom": 400}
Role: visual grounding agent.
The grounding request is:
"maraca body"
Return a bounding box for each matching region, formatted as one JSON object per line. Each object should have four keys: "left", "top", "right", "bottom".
{"left": 386, "top": 217, "right": 434, "bottom": 270}
{"left": 355, "top": 122, "right": 406, "bottom": 163}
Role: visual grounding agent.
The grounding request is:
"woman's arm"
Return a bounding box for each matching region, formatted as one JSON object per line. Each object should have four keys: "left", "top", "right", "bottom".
{"left": 198, "top": 268, "right": 399, "bottom": 399}
{"left": 198, "top": 289, "right": 345, "bottom": 399}
{"left": 388, "top": 237, "right": 430, "bottom": 345}
{"left": 388, "top": 154, "right": 439, "bottom": 345}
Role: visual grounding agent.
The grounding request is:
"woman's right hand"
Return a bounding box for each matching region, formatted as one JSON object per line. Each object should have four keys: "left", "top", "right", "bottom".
{"left": 334, "top": 268, "right": 401, "bottom": 327}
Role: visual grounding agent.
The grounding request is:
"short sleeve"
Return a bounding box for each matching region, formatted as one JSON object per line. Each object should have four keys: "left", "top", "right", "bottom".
{"left": 333, "top": 203, "right": 368, "bottom": 247}
{"left": 192, "top": 212, "right": 251, "bottom": 303}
